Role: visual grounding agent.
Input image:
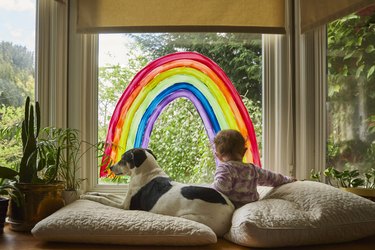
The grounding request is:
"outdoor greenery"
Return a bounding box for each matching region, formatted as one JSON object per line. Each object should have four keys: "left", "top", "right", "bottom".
{"left": 0, "top": 42, "right": 34, "bottom": 171}
{"left": 327, "top": 9, "right": 375, "bottom": 174}
{"left": 0, "top": 41, "right": 34, "bottom": 107}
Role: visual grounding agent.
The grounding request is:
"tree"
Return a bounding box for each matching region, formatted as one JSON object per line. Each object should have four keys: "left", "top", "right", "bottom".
{"left": 0, "top": 42, "right": 34, "bottom": 169}
{"left": 327, "top": 9, "right": 375, "bottom": 172}
{"left": 0, "top": 41, "right": 34, "bottom": 107}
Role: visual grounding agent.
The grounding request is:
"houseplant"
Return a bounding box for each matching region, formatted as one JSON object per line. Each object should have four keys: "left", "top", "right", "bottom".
{"left": 0, "top": 97, "right": 65, "bottom": 231}
{"left": 0, "top": 167, "right": 23, "bottom": 233}
{"left": 311, "top": 166, "right": 375, "bottom": 201}
{"left": 40, "top": 127, "right": 87, "bottom": 204}
{"left": 40, "top": 127, "right": 108, "bottom": 204}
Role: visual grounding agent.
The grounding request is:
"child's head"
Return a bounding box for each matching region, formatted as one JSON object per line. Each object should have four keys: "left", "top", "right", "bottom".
{"left": 214, "top": 129, "right": 246, "bottom": 162}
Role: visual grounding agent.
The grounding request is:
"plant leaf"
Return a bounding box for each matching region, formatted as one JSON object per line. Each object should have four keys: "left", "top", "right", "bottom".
{"left": 367, "top": 65, "right": 375, "bottom": 79}
{"left": 0, "top": 166, "right": 19, "bottom": 180}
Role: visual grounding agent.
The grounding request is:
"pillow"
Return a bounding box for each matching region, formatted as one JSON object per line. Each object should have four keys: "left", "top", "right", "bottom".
{"left": 32, "top": 199, "right": 217, "bottom": 246}
{"left": 225, "top": 181, "right": 375, "bottom": 248}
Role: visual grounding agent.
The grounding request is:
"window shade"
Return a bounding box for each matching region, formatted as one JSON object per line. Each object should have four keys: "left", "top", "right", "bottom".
{"left": 300, "top": 0, "right": 375, "bottom": 33}
{"left": 76, "top": 0, "right": 286, "bottom": 34}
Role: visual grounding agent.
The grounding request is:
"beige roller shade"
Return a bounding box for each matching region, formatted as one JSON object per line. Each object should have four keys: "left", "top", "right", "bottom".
{"left": 301, "top": 0, "right": 375, "bottom": 33}
{"left": 76, "top": 0, "right": 285, "bottom": 34}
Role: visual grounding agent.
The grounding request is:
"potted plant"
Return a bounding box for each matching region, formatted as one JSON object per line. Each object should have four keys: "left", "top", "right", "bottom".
{"left": 311, "top": 166, "right": 375, "bottom": 201}
{"left": 0, "top": 167, "right": 23, "bottom": 233}
{"left": 0, "top": 97, "right": 65, "bottom": 231}
{"left": 40, "top": 128, "right": 108, "bottom": 204}
{"left": 40, "top": 128, "right": 87, "bottom": 204}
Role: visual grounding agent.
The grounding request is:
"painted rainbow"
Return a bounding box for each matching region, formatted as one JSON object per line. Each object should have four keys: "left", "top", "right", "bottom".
{"left": 100, "top": 52, "right": 261, "bottom": 177}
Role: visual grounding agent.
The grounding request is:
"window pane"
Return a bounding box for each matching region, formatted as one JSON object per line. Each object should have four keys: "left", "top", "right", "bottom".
{"left": 327, "top": 7, "right": 375, "bottom": 176}
{"left": 0, "top": 0, "right": 36, "bottom": 170}
{"left": 98, "top": 33, "right": 262, "bottom": 184}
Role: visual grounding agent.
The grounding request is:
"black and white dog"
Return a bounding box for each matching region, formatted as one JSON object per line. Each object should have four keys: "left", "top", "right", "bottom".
{"left": 83, "top": 148, "right": 234, "bottom": 236}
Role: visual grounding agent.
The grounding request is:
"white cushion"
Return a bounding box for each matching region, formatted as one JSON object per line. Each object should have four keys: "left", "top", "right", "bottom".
{"left": 225, "top": 181, "right": 375, "bottom": 248}
{"left": 32, "top": 199, "right": 217, "bottom": 246}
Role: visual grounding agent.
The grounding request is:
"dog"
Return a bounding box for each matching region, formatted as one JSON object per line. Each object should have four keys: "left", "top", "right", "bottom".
{"left": 83, "top": 148, "right": 234, "bottom": 236}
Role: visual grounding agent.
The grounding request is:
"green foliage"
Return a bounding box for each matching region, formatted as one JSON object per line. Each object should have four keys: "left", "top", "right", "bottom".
{"left": 148, "top": 98, "right": 216, "bottom": 184}
{"left": 40, "top": 128, "right": 104, "bottom": 190}
{"left": 310, "top": 166, "right": 375, "bottom": 189}
{"left": 327, "top": 10, "right": 375, "bottom": 174}
{"left": 0, "top": 42, "right": 35, "bottom": 173}
{"left": 19, "top": 96, "right": 39, "bottom": 183}
{"left": 0, "top": 97, "right": 61, "bottom": 185}
{"left": 0, "top": 172, "right": 23, "bottom": 206}
{"left": 0, "top": 105, "right": 23, "bottom": 169}
{"left": 0, "top": 41, "right": 34, "bottom": 107}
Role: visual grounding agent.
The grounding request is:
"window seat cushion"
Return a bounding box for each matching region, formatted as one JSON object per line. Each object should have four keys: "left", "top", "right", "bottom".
{"left": 225, "top": 181, "right": 375, "bottom": 247}
{"left": 31, "top": 199, "right": 217, "bottom": 246}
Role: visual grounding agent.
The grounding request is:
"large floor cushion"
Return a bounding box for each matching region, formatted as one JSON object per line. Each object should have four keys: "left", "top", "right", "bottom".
{"left": 225, "top": 181, "right": 375, "bottom": 248}
{"left": 32, "top": 199, "right": 217, "bottom": 246}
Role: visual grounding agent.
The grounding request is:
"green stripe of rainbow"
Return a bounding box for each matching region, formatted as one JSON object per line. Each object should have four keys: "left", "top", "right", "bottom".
{"left": 100, "top": 52, "right": 260, "bottom": 177}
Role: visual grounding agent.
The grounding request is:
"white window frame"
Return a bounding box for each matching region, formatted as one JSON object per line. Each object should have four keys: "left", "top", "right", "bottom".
{"left": 294, "top": 0, "right": 327, "bottom": 180}
{"left": 36, "top": 0, "right": 68, "bottom": 129}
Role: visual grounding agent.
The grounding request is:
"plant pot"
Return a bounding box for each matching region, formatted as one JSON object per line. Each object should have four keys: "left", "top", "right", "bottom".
{"left": 8, "top": 182, "right": 65, "bottom": 232}
{"left": 62, "top": 190, "right": 82, "bottom": 205}
{"left": 0, "top": 197, "right": 9, "bottom": 233}
{"left": 340, "top": 187, "right": 375, "bottom": 201}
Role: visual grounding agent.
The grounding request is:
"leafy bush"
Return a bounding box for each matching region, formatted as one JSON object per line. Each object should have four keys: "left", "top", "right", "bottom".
{"left": 0, "top": 105, "right": 23, "bottom": 170}
{"left": 148, "top": 98, "right": 216, "bottom": 184}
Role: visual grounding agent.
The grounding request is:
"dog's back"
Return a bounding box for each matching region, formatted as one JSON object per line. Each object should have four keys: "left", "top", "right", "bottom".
{"left": 130, "top": 177, "right": 234, "bottom": 236}
{"left": 112, "top": 148, "right": 235, "bottom": 236}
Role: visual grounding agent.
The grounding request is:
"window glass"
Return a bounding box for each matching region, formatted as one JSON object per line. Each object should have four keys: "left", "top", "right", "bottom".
{"left": 327, "top": 6, "right": 375, "bottom": 176}
{"left": 0, "top": 0, "right": 36, "bottom": 170}
{"left": 98, "top": 33, "right": 262, "bottom": 184}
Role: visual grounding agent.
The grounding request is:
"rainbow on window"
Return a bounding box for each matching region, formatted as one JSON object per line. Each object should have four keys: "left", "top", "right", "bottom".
{"left": 100, "top": 52, "right": 261, "bottom": 177}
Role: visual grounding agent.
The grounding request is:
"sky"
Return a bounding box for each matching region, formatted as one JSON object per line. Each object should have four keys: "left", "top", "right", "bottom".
{"left": 0, "top": 0, "right": 36, "bottom": 51}
{"left": 0, "top": 0, "right": 130, "bottom": 66}
{"left": 99, "top": 34, "right": 133, "bottom": 67}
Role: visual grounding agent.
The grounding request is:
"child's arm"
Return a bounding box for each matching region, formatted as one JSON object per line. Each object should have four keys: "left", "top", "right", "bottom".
{"left": 213, "top": 164, "right": 233, "bottom": 194}
{"left": 256, "top": 167, "right": 295, "bottom": 187}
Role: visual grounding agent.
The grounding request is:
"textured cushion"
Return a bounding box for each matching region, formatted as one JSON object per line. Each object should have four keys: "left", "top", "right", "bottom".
{"left": 225, "top": 181, "right": 375, "bottom": 248}
{"left": 32, "top": 199, "right": 217, "bottom": 246}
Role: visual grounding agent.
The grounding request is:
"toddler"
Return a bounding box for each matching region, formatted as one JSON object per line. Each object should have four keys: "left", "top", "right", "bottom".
{"left": 213, "top": 129, "right": 295, "bottom": 208}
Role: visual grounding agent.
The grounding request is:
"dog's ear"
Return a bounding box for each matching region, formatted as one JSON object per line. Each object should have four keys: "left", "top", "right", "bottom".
{"left": 133, "top": 148, "right": 148, "bottom": 167}
{"left": 145, "top": 148, "right": 157, "bottom": 160}
{"left": 123, "top": 149, "right": 136, "bottom": 169}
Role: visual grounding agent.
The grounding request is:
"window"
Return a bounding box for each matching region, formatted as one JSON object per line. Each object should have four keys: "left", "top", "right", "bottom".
{"left": 98, "top": 33, "right": 263, "bottom": 184}
{"left": 327, "top": 7, "right": 375, "bottom": 174}
{"left": 0, "top": 0, "right": 36, "bottom": 170}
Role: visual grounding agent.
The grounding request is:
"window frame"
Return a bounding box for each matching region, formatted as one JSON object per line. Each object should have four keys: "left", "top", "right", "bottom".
{"left": 36, "top": 0, "right": 68, "bottom": 129}
{"left": 55, "top": 0, "right": 327, "bottom": 192}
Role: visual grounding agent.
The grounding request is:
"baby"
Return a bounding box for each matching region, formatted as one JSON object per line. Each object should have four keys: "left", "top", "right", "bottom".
{"left": 213, "top": 129, "right": 295, "bottom": 208}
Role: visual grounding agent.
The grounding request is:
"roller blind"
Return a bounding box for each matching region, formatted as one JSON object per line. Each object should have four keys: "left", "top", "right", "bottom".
{"left": 76, "top": 0, "right": 286, "bottom": 34}
{"left": 301, "top": 0, "right": 375, "bottom": 33}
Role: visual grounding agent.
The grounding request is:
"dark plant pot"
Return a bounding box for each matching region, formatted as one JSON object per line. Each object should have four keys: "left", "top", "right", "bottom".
{"left": 0, "top": 197, "right": 9, "bottom": 233}
{"left": 8, "top": 182, "right": 65, "bottom": 232}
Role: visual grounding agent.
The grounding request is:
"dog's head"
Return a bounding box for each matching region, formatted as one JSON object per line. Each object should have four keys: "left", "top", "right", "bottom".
{"left": 110, "top": 148, "right": 158, "bottom": 176}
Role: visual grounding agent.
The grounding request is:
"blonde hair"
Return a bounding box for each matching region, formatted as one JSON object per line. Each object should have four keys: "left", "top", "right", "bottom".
{"left": 214, "top": 129, "right": 245, "bottom": 157}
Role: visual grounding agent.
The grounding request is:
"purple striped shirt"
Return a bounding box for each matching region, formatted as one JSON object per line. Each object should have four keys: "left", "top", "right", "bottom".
{"left": 213, "top": 161, "right": 293, "bottom": 208}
